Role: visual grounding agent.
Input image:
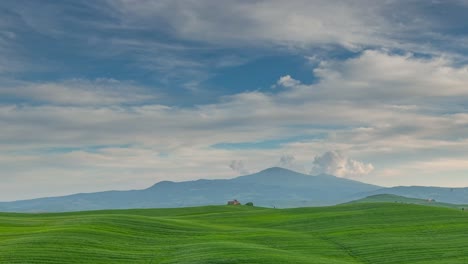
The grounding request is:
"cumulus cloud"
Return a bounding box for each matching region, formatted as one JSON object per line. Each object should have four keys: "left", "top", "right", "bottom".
{"left": 279, "top": 154, "right": 295, "bottom": 167}
{"left": 277, "top": 75, "right": 301, "bottom": 88}
{"left": 310, "top": 151, "right": 374, "bottom": 178}
{"left": 277, "top": 154, "right": 304, "bottom": 172}
{"left": 312, "top": 50, "right": 468, "bottom": 99}
{"left": 229, "top": 160, "right": 250, "bottom": 175}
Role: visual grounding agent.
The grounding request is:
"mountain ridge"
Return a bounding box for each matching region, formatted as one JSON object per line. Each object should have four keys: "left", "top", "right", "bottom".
{"left": 1, "top": 167, "right": 467, "bottom": 212}
{"left": 0, "top": 167, "right": 379, "bottom": 212}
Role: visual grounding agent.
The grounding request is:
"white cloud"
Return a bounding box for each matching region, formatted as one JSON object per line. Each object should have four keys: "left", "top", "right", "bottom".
{"left": 103, "top": 1, "right": 392, "bottom": 49}
{"left": 102, "top": 0, "right": 468, "bottom": 59}
{"left": 286, "top": 50, "right": 468, "bottom": 102}
{"left": 0, "top": 79, "right": 155, "bottom": 106}
{"left": 229, "top": 160, "right": 250, "bottom": 175}
{"left": 310, "top": 150, "right": 374, "bottom": 178}
{"left": 277, "top": 75, "right": 301, "bottom": 88}
{"left": 7, "top": 0, "right": 463, "bottom": 59}
{"left": 277, "top": 154, "right": 305, "bottom": 173}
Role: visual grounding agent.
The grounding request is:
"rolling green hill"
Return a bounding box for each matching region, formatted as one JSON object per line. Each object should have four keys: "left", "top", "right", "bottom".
{"left": 347, "top": 194, "right": 468, "bottom": 209}
{"left": 1, "top": 203, "right": 467, "bottom": 263}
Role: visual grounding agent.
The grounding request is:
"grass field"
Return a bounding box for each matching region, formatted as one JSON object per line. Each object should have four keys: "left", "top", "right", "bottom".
{"left": 1, "top": 203, "right": 467, "bottom": 263}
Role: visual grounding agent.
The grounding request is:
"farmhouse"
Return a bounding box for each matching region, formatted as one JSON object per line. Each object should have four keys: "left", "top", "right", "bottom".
{"left": 227, "top": 199, "right": 240, "bottom": 205}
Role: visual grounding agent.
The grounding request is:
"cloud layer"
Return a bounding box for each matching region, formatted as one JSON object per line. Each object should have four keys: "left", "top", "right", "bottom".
{"left": 0, "top": 1, "right": 468, "bottom": 200}
{"left": 0, "top": 79, "right": 155, "bottom": 106}
{"left": 0, "top": 51, "right": 466, "bottom": 197}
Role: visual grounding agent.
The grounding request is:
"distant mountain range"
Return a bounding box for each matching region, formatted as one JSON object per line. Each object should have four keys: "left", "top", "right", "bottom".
{"left": 1, "top": 167, "right": 467, "bottom": 212}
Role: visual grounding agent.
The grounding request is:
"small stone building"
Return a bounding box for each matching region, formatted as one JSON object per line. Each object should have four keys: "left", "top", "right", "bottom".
{"left": 227, "top": 199, "right": 240, "bottom": 205}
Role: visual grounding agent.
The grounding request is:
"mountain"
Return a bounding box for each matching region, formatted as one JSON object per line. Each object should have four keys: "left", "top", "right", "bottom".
{"left": 3, "top": 167, "right": 467, "bottom": 213}
{"left": 0, "top": 167, "right": 381, "bottom": 212}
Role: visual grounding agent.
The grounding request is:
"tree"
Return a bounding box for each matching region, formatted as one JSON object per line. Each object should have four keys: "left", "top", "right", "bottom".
{"left": 245, "top": 202, "right": 254, "bottom": 206}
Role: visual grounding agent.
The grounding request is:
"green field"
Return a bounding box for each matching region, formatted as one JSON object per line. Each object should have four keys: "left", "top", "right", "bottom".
{"left": 1, "top": 203, "right": 467, "bottom": 263}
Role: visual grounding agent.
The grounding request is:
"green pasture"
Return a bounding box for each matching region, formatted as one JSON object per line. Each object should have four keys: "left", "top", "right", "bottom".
{"left": 1, "top": 203, "right": 467, "bottom": 263}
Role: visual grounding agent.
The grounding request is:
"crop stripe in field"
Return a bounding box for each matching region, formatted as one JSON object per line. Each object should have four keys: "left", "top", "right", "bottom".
{"left": 318, "top": 235, "right": 369, "bottom": 264}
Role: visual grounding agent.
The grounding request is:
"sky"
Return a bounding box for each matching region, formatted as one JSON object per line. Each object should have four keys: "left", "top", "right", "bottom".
{"left": 1, "top": 0, "right": 468, "bottom": 201}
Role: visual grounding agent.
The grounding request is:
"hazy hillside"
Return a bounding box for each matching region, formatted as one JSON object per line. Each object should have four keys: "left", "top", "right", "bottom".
{"left": 0, "top": 167, "right": 380, "bottom": 212}
{"left": 348, "top": 194, "right": 468, "bottom": 209}
{"left": 1, "top": 203, "right": 467, "bottom": 263}
{"left": 362, "top": 186, "right": 468, "bottom": 204}
{"left": 2, "top": 167, "right": 468, "bottom": 213}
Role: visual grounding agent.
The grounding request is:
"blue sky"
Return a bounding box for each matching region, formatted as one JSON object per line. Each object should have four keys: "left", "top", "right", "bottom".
{"left": 1, "top": 0, "right": 468, "bottom": 201}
